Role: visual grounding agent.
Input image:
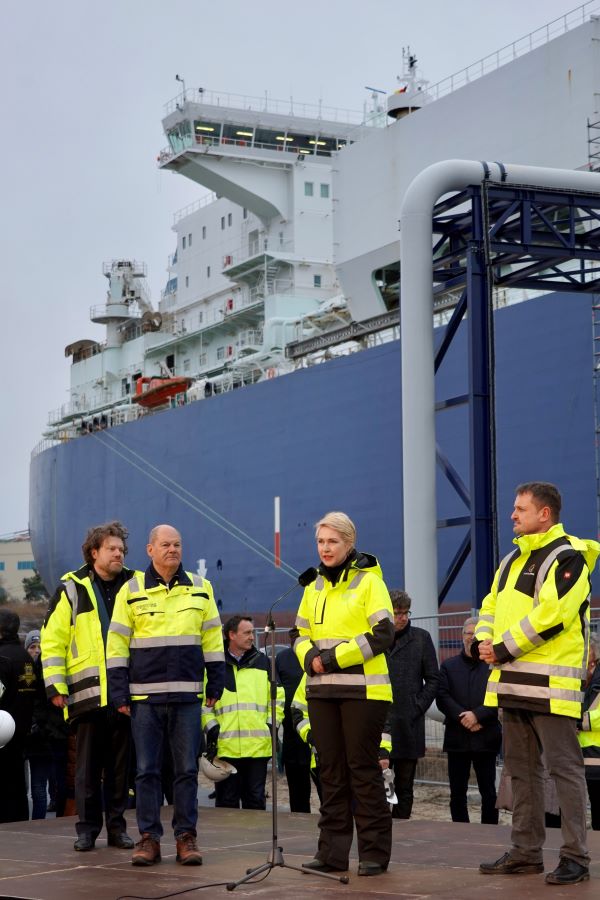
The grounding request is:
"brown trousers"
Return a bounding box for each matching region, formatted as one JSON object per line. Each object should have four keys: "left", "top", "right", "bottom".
{"left": 503, "top": 708, "right": 589, "bottom": 867}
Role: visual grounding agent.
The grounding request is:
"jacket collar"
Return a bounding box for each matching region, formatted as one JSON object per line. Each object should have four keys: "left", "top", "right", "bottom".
{"left": 145, "top": 563, "right": 191, "bottom": 589}
{"left": 225, "top": 645, "right": 259, "bottom": 668}
{"left": 70, "top": 563, "right": 134, "bottom": 585}
{"left": 513, "top": 522, "right": 566, "bottom": 554}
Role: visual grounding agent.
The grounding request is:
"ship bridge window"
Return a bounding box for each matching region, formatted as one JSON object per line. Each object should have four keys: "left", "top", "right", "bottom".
{"left": 304, "top": 182, "right": 314, "bottom": 197}
{"left": 320, "top": 183, "right": 330, "bottom": 198}
{"left": 254, "top": 127, "right": 285, "bottom": 149}
{"left": 222, "top": 123, "right": 253, "bottom": 145}
{"left": 167, "top": 120, "right": 192, "bottom": 153}
{"left": 182, "top": 236, "right": 186, "bottom": 249}
{"left": 202, "top": 225, "right": 207, "bottom": 239}
{"left": 194, "top": 120, "right": 220, "bottom": 145}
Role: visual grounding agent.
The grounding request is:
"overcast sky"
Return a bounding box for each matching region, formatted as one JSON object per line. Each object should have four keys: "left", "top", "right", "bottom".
{"left": 0, "top": 0, "right": 589, "bottom": 536}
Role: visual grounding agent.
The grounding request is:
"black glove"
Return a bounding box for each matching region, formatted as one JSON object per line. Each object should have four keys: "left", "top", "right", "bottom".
{"left": 206, "top": 725, "right": 220, "bottom": 762}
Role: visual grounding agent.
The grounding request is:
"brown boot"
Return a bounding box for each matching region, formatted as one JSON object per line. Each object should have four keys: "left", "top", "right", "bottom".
{"left": 176, "top": 832, "right": 203, "bottom": 865}
{"left": 132, "top": 833, "right": 161, "bottom": 866}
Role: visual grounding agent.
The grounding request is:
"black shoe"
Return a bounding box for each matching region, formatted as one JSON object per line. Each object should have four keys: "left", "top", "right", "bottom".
{"left": 545, "top": 857, "right": 589, "bottom": 885}
{"left": 480, "top": 851, "right": 543, "bottom": 875}
{"left": 358, "top": 861, "right": 388, "bottom": 876}
{"left": 74, "top": 835, "right": 96, "bottom": 852}
{"left": 108, "top": 831, "right": 135, "bottom": 849}
{"left": 302, "top": 858, "right": 347, "bottom": 873}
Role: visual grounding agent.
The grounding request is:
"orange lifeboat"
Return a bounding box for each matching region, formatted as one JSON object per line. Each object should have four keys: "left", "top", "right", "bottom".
{"left": 133, "top": 376, "right": 193, "bottom": 409}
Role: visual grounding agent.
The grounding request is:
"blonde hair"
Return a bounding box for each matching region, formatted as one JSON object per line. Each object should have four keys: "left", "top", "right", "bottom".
{"left": 315, "top": 511, "right": 356, "bottom": 547}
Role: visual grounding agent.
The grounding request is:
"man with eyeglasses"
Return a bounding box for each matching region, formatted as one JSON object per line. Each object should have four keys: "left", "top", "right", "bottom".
{"left": 386, "top": 590, "right": 439, "bottom": 818}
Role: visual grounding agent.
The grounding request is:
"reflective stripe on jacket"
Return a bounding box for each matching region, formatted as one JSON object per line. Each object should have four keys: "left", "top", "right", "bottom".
{"left": 579, "top": 665, "right": 600, "bottom": 778}
{"left": 475, "top": 524, "right": 600, "bottom": 718}
{"left": 291, "top": 673, "right": 391, "bottom": 769}
{"left": 292, "top": 551, "right": 394, "bottom": 701}
{"left": 107, "top": 567, "right": 225, "bottom": 704}
{"left": 202, "top": 645, "right": 284, "bottom": 758}
{"left": 41, "top": 565, "right": 137, "bottom": 719}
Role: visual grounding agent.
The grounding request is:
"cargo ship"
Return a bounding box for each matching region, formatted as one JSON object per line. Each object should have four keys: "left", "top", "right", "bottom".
{"left": 30, "top": 7, "right": 600, "bottom": 613}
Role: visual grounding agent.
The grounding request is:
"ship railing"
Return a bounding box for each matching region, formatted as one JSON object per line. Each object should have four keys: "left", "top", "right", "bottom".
{"left": 102, "top": 259, "right": 148, "bottom": 278}
{"left": 72, "top": 341, "right": 106, "bottom": 364}
{"left": 427, "top": 1, "right": 600, "bottom": 103}
{"left": 173, "top": 192, "right": 218, "bottom": 225}
{"left": 223, "top": 240, "right": 295, "bottom": 270}
{"left": 89, "top": 302, "right": 143, "bottom": 320}
{"left": 163, "top": 88, "right": 364, "bottom": 125}
{"left": 158, "top": 135, "right": 346, "bottom": 165}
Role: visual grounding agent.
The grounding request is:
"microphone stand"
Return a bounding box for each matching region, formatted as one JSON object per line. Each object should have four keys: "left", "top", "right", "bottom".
{"left": 226, "top": 575, "right": 349, "bottom": 891}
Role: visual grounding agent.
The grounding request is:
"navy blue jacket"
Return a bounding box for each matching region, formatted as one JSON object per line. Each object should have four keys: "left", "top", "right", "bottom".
{"left": 437, "top": 650, "right": 501, "bottom": 754}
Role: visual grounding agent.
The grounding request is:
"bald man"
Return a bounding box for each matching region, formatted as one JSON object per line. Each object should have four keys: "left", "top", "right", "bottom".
{"left": 108, "top": 525, "right": 225, "bottom": 867}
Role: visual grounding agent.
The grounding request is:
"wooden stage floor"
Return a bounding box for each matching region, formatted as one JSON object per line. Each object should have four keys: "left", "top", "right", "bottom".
{"left": 1, "top": 808, "right": 599, "bottom": 899}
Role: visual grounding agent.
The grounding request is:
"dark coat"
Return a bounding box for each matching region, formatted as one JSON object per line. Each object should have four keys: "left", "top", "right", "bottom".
{"left": 0, "top": 636, "right": 40, "bottom": 740}
{"left": 437, "top": 650, "right": 502, "bottom": 754}
{"left": 275, "top": 647, "right": 310, "bottom": 766}
{"left": 386, "top": 624, "right": 439, "bottom": 759}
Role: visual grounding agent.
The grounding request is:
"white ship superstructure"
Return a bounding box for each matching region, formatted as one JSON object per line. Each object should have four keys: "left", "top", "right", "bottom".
{"left": 45, "top": 5, "right": 600, "bottom": 439}
{"left": 47, "top": 87, "right": 391, "bottom": 435}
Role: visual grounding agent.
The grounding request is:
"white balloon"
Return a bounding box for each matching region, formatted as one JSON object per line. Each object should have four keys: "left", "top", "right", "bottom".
{"left": 0, "top": 710, "right": 16, "bottom": 748}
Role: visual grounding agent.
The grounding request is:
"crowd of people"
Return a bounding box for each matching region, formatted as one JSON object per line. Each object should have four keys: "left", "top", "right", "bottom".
{"left": 0, "top": 482, "right": 599, "bottom": 885}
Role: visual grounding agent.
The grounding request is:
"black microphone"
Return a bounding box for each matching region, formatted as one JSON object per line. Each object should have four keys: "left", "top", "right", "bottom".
{"left": 265, "top": 567, "right": 318, "bottom": 628}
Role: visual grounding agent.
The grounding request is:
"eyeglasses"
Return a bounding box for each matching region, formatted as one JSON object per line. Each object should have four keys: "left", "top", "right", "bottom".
{"left": 394, "top": 610, "right": 411, "bottom": 618}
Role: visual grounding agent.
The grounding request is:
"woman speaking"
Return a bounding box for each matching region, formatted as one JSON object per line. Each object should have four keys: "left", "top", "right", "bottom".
{"left": 293, "top": 511, "right": 394, "bottom": 877}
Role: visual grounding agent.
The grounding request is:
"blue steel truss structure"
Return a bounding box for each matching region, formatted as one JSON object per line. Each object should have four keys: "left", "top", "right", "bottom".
{"left": 432, "top": 182, "right": 600, "bottom": 605}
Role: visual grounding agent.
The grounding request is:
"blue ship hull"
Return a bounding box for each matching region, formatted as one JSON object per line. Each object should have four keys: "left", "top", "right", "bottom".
{"left": 29, "top": 291, "right": 597, "bottom": 611}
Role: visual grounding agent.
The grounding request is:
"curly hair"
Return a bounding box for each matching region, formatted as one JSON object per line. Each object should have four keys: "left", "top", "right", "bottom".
{"left": 81, "top": 521, "right": 128, "bottom": 566}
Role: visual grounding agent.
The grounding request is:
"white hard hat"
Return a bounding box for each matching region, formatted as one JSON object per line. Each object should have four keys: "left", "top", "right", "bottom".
{"left": 426, "top": 700, "right": 446, "bottom": 724}
{"left": 199, "top": 754, "right": 237, "bottom": 783}
{"left": 0, "top": 710, "right": 16, "bottom": 749}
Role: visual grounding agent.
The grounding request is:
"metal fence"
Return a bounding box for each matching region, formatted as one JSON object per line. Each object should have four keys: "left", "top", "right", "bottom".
{"left": 263, "top": 611, "right": 600, "bottom": 788}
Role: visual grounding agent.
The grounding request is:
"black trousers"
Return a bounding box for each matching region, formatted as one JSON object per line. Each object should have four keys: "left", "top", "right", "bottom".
{"left": 74, "top": 708, "right": 131, "bottom": 839}
{"left": 284, "top": 760, "right": 312, "bottom": 813}
{"left": 215, "top": 757, "right": 268, "bottom": 809}
{"left": 0, "top": 738, "right": 28, "bottom": 823}
{"left": 390, "top": 758, "right": 417, "bottom": 819}
{"left": 447, "top": 751, "right": 498, "bottom": 824}
{"left": 586, "top": 778, "right": 600, "bottom": 831}
{"left": 307, "top": 698, "right": 392, "bottom": 869}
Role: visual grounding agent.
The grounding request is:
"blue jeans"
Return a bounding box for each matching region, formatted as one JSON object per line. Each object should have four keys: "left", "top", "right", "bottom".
{"left": 29, "top": 756, "right": 51, "bottom": 819}
{"left": 131, "top": 702, "right": 201, "bottom": 839}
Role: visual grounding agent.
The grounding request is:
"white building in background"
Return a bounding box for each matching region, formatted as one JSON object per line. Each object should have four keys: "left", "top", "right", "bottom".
{"left": 0, "top": 532, "right": 36, "bottom": 601}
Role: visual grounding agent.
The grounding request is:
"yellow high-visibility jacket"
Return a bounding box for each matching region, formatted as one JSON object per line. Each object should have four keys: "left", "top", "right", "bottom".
{"left": 202, "top": 645, "right": 284, "bottom": 758}
{"left": 292, "top": 552, "right": 394, "bottom": 702}
{"left": 107, "top": 566, "right": 225, "bottom": 705}
{"left": 41, "top": 564, "right": 137, "bottom": 719}
{"left": 579, "top": 666, "right": 600, "bottom": 776}
{"left": 475, "top": 524, "right": 600, "bottom": 718}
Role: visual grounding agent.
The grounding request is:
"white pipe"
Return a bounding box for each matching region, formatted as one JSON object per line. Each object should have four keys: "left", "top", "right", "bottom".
{"left": 400, "top": 159, "right": 600, "bottom": 618}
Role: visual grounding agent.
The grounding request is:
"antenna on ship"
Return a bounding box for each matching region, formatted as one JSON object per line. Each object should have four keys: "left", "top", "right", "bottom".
{"left": 175, "top": 73, "right": 187, "bottom": 101}
{"left": 387, "top": 46, "right": 430, "bottom": 120}
{"left": 363, "top": 86, "right": 386, "bottom": 127}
